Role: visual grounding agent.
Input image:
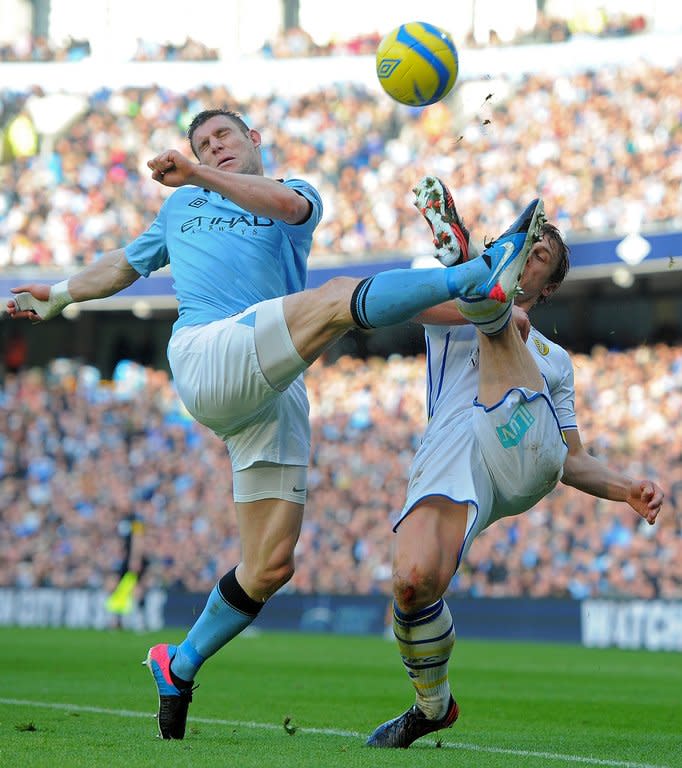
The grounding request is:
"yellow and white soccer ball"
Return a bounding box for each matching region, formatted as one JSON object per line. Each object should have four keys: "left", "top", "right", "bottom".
{"left": 376, "top": 21, "right": 458, "bottom": 107}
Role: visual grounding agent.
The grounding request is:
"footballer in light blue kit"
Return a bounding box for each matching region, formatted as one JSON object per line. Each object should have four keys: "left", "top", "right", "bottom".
{"left": 7, "top": 109, "right": 563, "bottom": 741}
{"left": 126, "top": 177, "right": 322, "bottom": 471}
{"left": 126, "top": 179, "right": 318, "bottom": 333}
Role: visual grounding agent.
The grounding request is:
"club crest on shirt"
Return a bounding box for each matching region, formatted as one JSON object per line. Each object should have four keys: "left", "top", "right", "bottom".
{"left": 533, "top": 336, "right": 550, "bottom": 356}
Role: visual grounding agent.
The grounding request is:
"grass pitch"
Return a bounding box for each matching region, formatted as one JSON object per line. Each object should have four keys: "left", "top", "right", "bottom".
{"left": 0, "top": 627, "right": 679, "bottom": 768}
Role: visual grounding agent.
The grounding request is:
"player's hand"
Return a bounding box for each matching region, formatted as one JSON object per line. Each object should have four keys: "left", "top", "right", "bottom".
{"left": 627, "top": 480, "right": 663, "bottom": 525}
{"left": 147, "top": 150, "right": 199, "bottom": 187}
{"left": 512, "top": 305, "right": 530, "bottom": 342}
{"left": 7, "top": 284, "right": 52, "bottom": 321}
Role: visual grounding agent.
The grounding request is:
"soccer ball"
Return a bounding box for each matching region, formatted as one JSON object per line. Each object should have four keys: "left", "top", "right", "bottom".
{"left": 376, "top": 21, "right": 458, "bottom": 107}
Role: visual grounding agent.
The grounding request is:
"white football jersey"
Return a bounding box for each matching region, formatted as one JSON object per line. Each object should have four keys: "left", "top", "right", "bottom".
{"left": 422, "top": 322, "right": 577, "bottom": 435}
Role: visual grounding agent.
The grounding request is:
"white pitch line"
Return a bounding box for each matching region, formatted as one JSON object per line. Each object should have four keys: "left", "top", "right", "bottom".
{"left": 0, "top": 698, "right": 671, "bottom": 768}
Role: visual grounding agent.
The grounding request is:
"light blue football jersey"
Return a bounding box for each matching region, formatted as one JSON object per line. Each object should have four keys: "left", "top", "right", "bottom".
{"left": 125, "top": 178, "right": 322, "bottom": 333}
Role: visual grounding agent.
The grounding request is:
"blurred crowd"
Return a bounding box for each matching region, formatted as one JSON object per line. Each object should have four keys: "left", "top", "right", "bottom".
{"left": 1, "top": 56, "right": 680, "bottom": 269}
{"left": 0, "top": 35, "right": 91, "bottom": 63}
{"left": 474, "top": 8, "right": 648, "bottom": 48}
{"left": 1, "top": 343, "right": 680, "bottom": 600}
{"left": 0, "top": 34, "right": 215, "bottom": 63}
{"left": 132, "top": 37, "right": 219, "bottom": 62}
{"left": 265, "top": 9, "right": 649, "bottom": 57}
{"left": 0, "top": 9, "right": 649, "bottom": 62}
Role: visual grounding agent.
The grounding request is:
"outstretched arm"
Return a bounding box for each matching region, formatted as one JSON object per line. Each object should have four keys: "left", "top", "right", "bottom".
{"left": 7, "top": 249, "right": 140, "bottom": 322}
{"left": 413, "top": 301, "right": 467, "bottom": 326}
{"left": 415, "top": 303, "right": 531, "bottom": 341}
{"left": 147, "top": 149, "right": 311, "bottom": 225}
{"left": 561, "top": 429, "right": 663, "bottom": 525}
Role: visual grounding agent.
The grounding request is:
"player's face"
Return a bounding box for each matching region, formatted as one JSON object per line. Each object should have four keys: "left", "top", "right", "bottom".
{"left": 517, "top": 234, "right": 561, "bottom": 306}
{"left": 192, "top": 115, "right": 263, "bottom": 175}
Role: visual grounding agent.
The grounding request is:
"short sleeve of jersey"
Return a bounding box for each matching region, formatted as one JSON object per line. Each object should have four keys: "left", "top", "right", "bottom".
{"left": 276, "top": 179, "right": 323, "bottom": 237}
{"left": 124, "top": 200, "right": 170, "bottom": 277}
{"left": 552, "top": 347, "right": 578, "bottom": 432}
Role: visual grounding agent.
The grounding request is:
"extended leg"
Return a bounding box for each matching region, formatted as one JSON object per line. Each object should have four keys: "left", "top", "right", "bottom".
{"left": 477, "top": 320, "right": 544, "bottom": 406}
{"left": 281, "top": 200, "right": 543, "bottom": 369}
{"left": 413, "top": 178, "right": 546, "bottom": 335}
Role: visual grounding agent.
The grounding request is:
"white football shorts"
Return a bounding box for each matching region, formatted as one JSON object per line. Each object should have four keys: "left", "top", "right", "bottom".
{"left": 397, "top": 383, "right": 568, "bottom": 561}
{"left": 167, "top": 298, "right": 310, "bottom": 473}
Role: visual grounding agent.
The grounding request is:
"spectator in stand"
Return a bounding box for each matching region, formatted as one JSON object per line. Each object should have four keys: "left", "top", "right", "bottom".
{"left": 0, "top": 35, "right": 91, "bottom": 62}
{"left": 3, "top": 328, "right": 27, "bottom": 375}
{"left": 272, "top": 27, "right": 318, "bottom": 58}
{"left": 132, "top": 36, "right": 218, "bottom": 61}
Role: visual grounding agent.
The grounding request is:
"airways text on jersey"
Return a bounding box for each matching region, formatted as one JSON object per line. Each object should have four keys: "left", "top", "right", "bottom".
{"left": 181, "top": 214, "right": 275, "bottom": 233}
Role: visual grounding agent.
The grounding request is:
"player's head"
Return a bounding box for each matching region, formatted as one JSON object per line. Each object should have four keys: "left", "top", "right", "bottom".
{"left": 519, "top": 222, "right": 570, "bottom": 307}
{"left": 187, "top": 109, "right": 263, "bottom": 175}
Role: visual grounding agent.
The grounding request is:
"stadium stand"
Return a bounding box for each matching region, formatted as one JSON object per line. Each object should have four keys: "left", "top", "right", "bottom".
{"left": 0, "top": 7, "right": 649, "bottom": 62}
{"left": 0, "top": 20, "right": 680, "bottom": 607}
{"left": 0, "top": 59, "right": 680, "bottom": 268}
{"left": 1, "top": 348, "right": 680, "bottom": 599}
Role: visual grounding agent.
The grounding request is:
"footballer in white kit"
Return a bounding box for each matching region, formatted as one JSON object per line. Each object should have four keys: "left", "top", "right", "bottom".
{"left": 398, "top": 321, "right": 575, "bottom": 561}
{"left": 368, "top": 176, "right": 662, "bottom": 750}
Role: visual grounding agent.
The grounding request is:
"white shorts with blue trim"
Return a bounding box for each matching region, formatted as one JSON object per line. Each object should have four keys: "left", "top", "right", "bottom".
{"left": 167, "top": 298, "right": 310, "bottom": 473}
{"left": 396, "top": 382, "right": 567, "bottom": 560}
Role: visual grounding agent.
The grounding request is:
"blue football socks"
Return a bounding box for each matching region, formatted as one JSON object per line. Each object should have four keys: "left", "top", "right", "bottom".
{"left": 170, "top": 568, "right": 262, "bottom": 682}
{"left": 350, "top": 260, "right": 489, "bottom": 329}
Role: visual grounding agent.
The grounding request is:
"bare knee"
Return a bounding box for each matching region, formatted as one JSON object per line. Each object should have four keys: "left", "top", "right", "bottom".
{"left": 262, "top": 560, "right": 295, "bottom": 596}
{"left": 283, "top": 276, "right": 362, "bottom": 362}
{"left": 245, "top": 557, "right": 295, "bottom": 600}
{"left": 393, "top": 566, "right": 442, "bottom": 613}
{"left": 311, "top": 276, "right": 361, "bottom": 328}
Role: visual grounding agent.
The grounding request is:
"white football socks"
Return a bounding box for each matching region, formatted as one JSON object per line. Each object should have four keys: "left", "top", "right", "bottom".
{"left": 456, "top": 296, "right": 513, "bottom": 336}
{"left": 393, "top": 599, "right": 456, "bottom": 720}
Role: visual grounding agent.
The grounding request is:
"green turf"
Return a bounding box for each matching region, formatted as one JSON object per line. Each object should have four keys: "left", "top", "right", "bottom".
{"left": 0, "top": 628, "right": 679, "bottom": 768}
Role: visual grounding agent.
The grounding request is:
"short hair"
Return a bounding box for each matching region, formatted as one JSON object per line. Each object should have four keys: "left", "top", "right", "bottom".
{"left": 483, "top": 219, "right": 570, "bottom": 303}
{"left": 538, "top": 221, "right": 570, "bottom": 304}
{"left": 187, "top": 109, "right": 251, "bottom": 156}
